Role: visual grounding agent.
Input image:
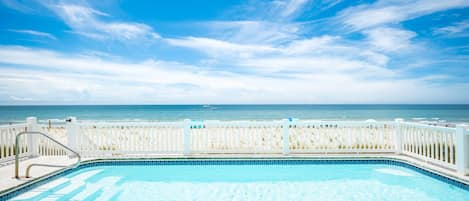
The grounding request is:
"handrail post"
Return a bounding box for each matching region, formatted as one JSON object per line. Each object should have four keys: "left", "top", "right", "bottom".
{"left": 15, "top": 131, "right": 81, "bottom": 179}
{"left": 66, "top": 117, "right": 78, "bottom": 157}
{"left": 15, "top": 135, "right": 20, "bottom": 178}
{"left": 394, "top": 118, "right": 404, "bottom": 154}
{"left": 26, "top": 117, "right": 39, "bottom": 157}
{"left": 456, "top": 125, "right": 467, "bottom": 175}
{"left": 183, "top": 119, "right": 191, "bottom": 155}
{"left": 283, "top": 119, "right": 290, "bottom": 155}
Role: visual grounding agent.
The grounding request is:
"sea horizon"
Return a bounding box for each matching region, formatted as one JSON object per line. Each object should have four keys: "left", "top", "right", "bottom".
{"left": 1, "top": 104, "right": 469, "bottom": 124}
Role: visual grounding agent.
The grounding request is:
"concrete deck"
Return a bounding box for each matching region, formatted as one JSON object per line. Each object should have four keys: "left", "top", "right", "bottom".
{"left": 0, "top": 154, "right": 468, "bottom": 195}
{"left": 0, "top": 156, "right": 79, "bottom": 193}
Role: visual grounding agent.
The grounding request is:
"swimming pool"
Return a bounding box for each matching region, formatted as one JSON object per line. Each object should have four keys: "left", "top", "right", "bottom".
{"left": 3, "top": 159, "right": 469, "bottom": 201}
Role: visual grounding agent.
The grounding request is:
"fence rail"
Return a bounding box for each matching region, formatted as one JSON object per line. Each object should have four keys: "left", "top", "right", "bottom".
{"left": 0, "top": 117, "right": 468, "bottom": 176}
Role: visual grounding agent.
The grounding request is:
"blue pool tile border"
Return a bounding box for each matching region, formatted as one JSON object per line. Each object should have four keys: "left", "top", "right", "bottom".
{"left": 1, "top": 159, "right": 468, "bottom": 200}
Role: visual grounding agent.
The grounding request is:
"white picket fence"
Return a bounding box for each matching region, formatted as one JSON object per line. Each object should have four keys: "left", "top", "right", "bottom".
{"left": 288, "top": 121, "right": 396, "bottom": 153}
{"left": 400, "top": 122, "right": 458, "bottom": 169}
{"left": 76, "top": 121, "right": 184, "bottom": 156}
{"left": 0, "top": 124, "right": 28, "bottom": 162}
{"left": 0, "top": 117, "right": 468, "bottom": 176}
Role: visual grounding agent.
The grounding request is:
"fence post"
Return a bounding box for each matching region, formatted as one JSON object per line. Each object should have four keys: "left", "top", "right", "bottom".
{"left": 26, "top": 117, "right": 39, "bottom": 157}
{"left": 183, "top": 119, "right": 191, "bottom": 155}
{"left": 66, "top": 117, "right": 78, "bottom": 155}
{"left": 394, "top": 118, "right": 404, "bottom": 154}
{"left": 283, "top": 119, "right": 290, "bottom": 155}
{"left": 456, "top": 125, "right": 467, "bottom": 175}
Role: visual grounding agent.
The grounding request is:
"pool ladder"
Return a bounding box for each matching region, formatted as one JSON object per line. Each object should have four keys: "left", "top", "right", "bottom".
{"left": 15, "top": 131, "right": 81, "bottom": 179}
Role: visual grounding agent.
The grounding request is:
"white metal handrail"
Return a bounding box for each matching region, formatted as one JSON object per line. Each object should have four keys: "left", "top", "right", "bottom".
{"left": 15, "top": 131, "right": 81, "bottom": 178}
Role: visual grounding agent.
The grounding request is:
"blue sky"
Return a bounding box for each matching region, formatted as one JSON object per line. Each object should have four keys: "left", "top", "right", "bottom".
{"left": 0, "top": 0, "right": 468, "bottom": 104}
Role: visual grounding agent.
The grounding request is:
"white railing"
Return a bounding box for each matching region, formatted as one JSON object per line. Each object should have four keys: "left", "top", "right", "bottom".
{"left": 191, "top": 120, "right": 283, "bottom": 154}
{"left": 289, "top": 121, "right": 396, "bottom": 153}
{"left": 38, "top": 123, "right": 68, "bottom": 157}
{"left": 0, "top": 124, "right": 28, "bottom": 163}
{"left": 76, "top": 121, "right": 184, "bottom": 156}
{"left": 1, "top": 117, "right": 468, "bottom": 176}
{"left": 400, "top": 122, "right": 457, "bottom": 169}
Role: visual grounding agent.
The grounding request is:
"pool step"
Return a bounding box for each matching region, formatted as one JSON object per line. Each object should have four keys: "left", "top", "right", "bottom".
{"left": 10, "top": 178, "right": 69, "bottom": 200}
{"left": 70, "top": 176, "right": 121, "bottom": 201}
{"left": 94, "top": 185, "right": 123, "bottom": 201}
{"left": 11, "top": 170, "right": 103, "bottom": 201}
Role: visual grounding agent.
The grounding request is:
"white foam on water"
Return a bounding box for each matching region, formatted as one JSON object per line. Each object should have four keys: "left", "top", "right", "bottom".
{"left": 375, "top": 168, "right": 414, "bottom": 177}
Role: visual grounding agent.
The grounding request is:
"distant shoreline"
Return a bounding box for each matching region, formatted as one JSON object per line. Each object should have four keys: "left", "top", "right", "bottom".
{"left": 1, "top": 105, "right": 469, "bottom": 124}
{"left": 1, "top": 104, "right": 468, "bottom": 106}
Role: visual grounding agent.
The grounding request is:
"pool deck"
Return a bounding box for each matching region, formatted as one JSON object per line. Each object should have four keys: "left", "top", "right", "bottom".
{"left": 0, "top": 156, "right": 78, "bottom": 192}
{"left": 1, "top": 154, "right": 468, "bottom": 195}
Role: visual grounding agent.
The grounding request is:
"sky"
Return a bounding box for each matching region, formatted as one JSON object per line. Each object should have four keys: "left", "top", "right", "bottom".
{"left": 0, "top": 0, "right": 468, "bottom": 105}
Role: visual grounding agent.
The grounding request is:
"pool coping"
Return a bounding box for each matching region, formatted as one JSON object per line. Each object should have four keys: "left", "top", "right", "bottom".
{"left": 0, "top": 155, "right": 468, "bottom": 200}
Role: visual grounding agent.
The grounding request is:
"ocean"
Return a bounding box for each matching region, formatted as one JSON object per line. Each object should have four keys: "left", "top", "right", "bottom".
{"left": 0, "top": 105, "right": 468, "bottom": 124}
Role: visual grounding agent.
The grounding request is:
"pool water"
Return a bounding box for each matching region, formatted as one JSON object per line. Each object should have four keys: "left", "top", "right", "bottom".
{"left": 8, "top": 161, "right": 469, "bottom": 201}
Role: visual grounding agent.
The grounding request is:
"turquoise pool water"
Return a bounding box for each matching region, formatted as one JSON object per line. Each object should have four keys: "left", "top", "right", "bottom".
{"left": 7, "top": 161, "right": 469, "bottom": 201}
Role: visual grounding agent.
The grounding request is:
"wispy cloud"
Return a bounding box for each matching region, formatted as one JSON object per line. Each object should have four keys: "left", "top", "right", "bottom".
{"left": 0, "top": 0, "right": 468, "bottom": 104}
{"left": 227, "top": 0, "right": 310, "bottom": 21}
{"left": 0, "top": 0, "right": 36, "bottom": 13}
{"left": 207, "top": 1, "right": 309, "bottom": 46}
{"left": 8, "top": 29, "right": 57, "bottom": 40}
{"left": 0, "top": 45, "right": 467, "bottom": 104}
{"left": 9, "top": 95, "right": 33, "bottom": 101}
{"left": 339, "top": 0, "right": 469, "bottom": 30}
{"left": 165, "top": 36, "right": 278, "bottom": 58}
{"left": 278, "top": 0, "right": 309, "bottom": 17}
{"left": 48, "top": 3, "right": 159, "bottom": 41}
{"left": 434, "top": 19, "right": 469, "bottom": 37}
{"left": 363, "top": 27, "right": 416, "bottom": 52}
{"left": 204, "top": 20, "right": 300, "bottom": 45}
{"left": 166, "top": 33, "right": 392, "bottom": 77}
{"left": 320, "top": 0, "right": 343, "bottom": 11}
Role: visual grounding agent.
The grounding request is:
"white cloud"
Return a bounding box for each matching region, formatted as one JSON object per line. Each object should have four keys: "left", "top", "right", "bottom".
{"left": 239, "top": 56, "right": 393, "bottom": 76}
{"left": 203, "top": 20, "right": 300, "bottom": 45}
{"left": 0, "top": 0, "right": 36, "bottom": 13}
{"left": 320, "top": 0, "right": 343, "bottom": 11}
{"left": 165, "top": 36, "right": 278, "bottom": 58}
{"left": 434, "top": 19, "right": 469, "bottom": 37}
{"left": 340, "top": 0, "right": 469, "bottom": 30}
{"left": 8, "top": 29, "right": 57, "bottom": 40}
{"left": 190, "top": 1, "right": 309, "bottom": 46}
{"left": 166, "top": 34, "right": 391, "bottom": 75}
{"left": 65, "top": 30, "right": 106, "bottom": 40}
{"left": 283, "top": 35, "right": 338, "bottom": 54}
{"left": 9, "top": 96, "right": 33, "bottom": 101}
{"left": 280, "top": 0, "right": 309, "bottom": 17}
{"left": 49, "top": 4, "right": 159, "bottom": 41}
{"left": 282, "top": 36, "right": 390, "bottom": 66}
{"left": 231, "top": 0, "right": 310, "bottom": 20}
{"left": 1, "top": 46, "right": 466, "bottom": 104}
{"left": 1, "top": 0, "right": 468, "bottom": 104}
{"left": 364, "top": 27, "right": 416, "bottom": 52}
